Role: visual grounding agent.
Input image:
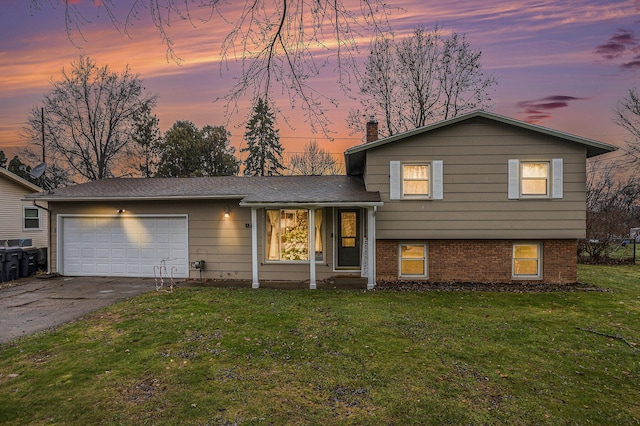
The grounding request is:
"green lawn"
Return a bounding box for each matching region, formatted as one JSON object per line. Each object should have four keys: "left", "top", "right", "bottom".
{"left": 0, "top": 265, "right": 638, "bottom": 425}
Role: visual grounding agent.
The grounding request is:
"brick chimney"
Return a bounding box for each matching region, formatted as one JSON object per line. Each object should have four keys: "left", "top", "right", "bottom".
{"left": 366, "top": 116, "right": 378, "bottom": 143}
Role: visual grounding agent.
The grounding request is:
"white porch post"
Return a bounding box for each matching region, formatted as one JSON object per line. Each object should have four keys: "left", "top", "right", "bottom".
{"left": 251, "top": 207, "right": 260, "bottom": 288}
{"left": 309, "top": 207, "right": 317, "bottom": 289}
{"left": 367, "top": 207, "right": 376, "bottom": 289}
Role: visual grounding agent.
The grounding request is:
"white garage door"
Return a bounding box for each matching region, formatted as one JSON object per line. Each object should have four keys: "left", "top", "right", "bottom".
{"left": 60, "top": 216, "right": 188, "bottom": 278}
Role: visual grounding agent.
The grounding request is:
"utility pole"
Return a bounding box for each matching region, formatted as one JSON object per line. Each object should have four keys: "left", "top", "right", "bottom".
{"left": 41, "top": 107, "right": 45, "bottom": 163}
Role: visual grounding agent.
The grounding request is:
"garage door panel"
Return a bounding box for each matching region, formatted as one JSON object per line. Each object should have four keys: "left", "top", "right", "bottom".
{"left": 61, "top": 216, "right": 188, "bottom": 278}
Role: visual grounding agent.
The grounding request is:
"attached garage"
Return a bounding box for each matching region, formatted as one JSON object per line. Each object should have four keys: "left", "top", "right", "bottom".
{"left": 58, "top": 215, "right": 188, "bottom": 278}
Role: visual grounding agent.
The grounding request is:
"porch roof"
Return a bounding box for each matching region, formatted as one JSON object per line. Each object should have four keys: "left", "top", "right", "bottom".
{"left": 25, "top": 175, "right": 381, "bottom": 205}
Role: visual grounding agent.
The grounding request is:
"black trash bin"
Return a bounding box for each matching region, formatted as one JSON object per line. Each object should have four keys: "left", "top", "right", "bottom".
{"left": 37, "top": 247, "right": 48, "bottom": 271}
{"left": 3, "top": 247, "right": 22, "bottom": 281}
{"left": 0, "top": 249, "right": 5, "bottom": 283}
{"left": 20, "top": 248, "right": 39, "bottom": 278}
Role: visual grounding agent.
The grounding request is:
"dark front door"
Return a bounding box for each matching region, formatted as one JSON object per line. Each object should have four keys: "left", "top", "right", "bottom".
{"left": 336, "top": 209, "right": 361, "bottom": 269}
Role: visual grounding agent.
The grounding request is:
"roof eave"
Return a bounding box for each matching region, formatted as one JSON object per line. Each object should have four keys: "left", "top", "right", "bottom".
{"left": 0, "top": 168, "right": 43, "bottom": 192}
{"left": 344, "top": 110, "right": 618, "bottom": 157}
{"left": 24, "top": 194, "right": 248, "bottom": 202}
{"left": 239, "top": 201, "right": 384, "bottom": 208}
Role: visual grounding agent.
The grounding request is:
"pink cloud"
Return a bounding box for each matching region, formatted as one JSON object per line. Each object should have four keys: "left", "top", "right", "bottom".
{"left": 517, "top": 96, "right": 588, "bottom": 123}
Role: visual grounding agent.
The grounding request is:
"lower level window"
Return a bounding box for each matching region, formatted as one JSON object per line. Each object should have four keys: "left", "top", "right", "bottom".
{"left": 266, "top": 209, "right": 323, "bottom": 262}
{"left": 399, "top": 244, "right": 427, "bottom": 277}
{"left": 512, "top": 243, "right": 542, "bottom": 279}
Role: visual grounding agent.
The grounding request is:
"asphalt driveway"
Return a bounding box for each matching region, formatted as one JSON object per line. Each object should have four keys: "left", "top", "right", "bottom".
{"left": 0, "top": 276, "right": 155, "bottom": 344}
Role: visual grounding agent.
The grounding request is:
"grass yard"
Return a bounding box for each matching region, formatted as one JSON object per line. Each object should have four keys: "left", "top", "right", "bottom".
{"left": 0, "top": 265, "right": 638, "bottom": 425}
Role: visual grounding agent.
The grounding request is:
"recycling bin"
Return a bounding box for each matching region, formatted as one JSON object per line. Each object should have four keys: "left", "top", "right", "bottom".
{"left": 2, "top": 247, "right": 22, "bottom": 281}
{"left": 20, "top": 248, "right": 39, "bottom": 277}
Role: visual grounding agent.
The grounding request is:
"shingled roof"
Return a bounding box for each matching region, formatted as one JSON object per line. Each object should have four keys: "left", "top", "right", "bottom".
{"left": 25, "top": 175, "right": 381, "bottom": 205}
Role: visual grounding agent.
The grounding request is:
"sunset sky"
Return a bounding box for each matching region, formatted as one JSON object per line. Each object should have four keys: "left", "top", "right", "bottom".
{"left": 1, "top": 0, "right": 638, "bottom": 166}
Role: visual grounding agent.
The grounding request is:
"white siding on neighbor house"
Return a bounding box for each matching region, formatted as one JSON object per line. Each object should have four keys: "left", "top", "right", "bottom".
{"left": 364, "top": 119, "right": 588, "bottom": 240}
{"left": 0, "top": 175, "right": 48, "bottom": 248}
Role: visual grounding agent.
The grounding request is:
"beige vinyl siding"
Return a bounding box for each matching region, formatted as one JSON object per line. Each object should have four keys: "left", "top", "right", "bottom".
{"left": 48, "top": 202, "right": 349, "bottom": 281}
{"left": 365, "top": 120, "right": 588, "bottom": 239}
{"left": 0, "top": 177, "right": 48, "bottom": 248}
{"left": 49, "top": 200, "right": 252, "bottom": 280}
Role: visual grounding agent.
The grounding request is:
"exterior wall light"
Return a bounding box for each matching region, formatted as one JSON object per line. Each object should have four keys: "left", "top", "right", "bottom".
{"left": 224, "top": 207, "right": 230, "bottom": 218}
{"left": 118, "top": 209, "right": 126, "bottom": 214}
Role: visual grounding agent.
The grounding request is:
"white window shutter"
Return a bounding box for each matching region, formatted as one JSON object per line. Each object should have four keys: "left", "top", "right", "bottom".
{"left": 432, "top": 160, "right": 443, "bottom": 200}
{"left": 508, "top": 159, "right": 520, "bottom": 199}
{"left": 389, "top": 161, "right": 401, "bottom": 200}
{"left": 552, "top": 158, "right": 563, "bottom": 199}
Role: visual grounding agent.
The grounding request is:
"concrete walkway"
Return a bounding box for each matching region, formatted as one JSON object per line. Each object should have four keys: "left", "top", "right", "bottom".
{"left": 0, "top": 276, "right": 154, "bottom": 344}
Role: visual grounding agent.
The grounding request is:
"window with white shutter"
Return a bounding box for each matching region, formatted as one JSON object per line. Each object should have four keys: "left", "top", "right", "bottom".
{"left": 508, "top": 158, "right": 563, "bottom": 199}
{"left": 389, "top": 161, "right": 443, "bottom": 200}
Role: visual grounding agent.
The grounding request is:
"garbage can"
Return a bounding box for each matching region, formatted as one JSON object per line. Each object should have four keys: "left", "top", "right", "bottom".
{"left": 3, "top": 247, "right": 22, "bottom": 281}
{"left": 20, "top": 248, "right": 39, "bottom": 278}
{"left": 0, "top": 249, "right": 5, "bottom": 283}
{"left": 37, "top": 248, "right": 48, "bottom": 271}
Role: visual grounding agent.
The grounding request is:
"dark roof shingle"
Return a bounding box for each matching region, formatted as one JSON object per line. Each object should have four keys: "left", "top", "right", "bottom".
{"left": 27, "top": 175, "right": 381, "bottom": 205}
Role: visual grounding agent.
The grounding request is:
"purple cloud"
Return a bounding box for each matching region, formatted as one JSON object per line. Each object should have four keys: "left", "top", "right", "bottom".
{"left": 595, "top": 29, "right": 639, "bottom": 60}
{"left": 517, "top": 96, "right": 588, "bottom": 123}
{"left": 621, "top": 54, "right": 640, "bottom": 70}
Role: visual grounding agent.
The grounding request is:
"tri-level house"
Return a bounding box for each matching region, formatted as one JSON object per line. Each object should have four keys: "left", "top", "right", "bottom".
{"left": 26, "top": 111, "right": 616, "bottom": 288}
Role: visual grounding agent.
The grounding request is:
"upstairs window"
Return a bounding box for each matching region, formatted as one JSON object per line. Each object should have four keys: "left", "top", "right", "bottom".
{"left": 390, "top": 161, "right": 443, "bottom": 200}
{"left": 403, "top": 164, "right": 430, "bottom": 197}
{"left": 23, "top": 207, "right": 41, "bottom": 230}
{"left": 521, "top": 162, "right": 549, "bottom": 196}
{"left": 508, "top": 159, "right": 563, "bottom": 199}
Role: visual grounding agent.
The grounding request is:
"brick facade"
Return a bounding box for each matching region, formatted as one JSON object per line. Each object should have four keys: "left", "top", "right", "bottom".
{"left": 376, "top": 239, "right": 577, "bottom": 284}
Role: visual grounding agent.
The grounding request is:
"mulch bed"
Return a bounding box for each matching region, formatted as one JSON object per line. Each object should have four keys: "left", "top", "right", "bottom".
{"left": 371, "top": 280, "right": 607, "bottom": 293}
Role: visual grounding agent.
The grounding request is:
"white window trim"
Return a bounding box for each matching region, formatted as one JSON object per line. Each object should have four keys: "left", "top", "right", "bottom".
{"left": 264, "top": 208, "right": 325, "bottom": 263}
{"left": 23, "top": 206, "right": 41, "bottom": 231}
{"left": 398, "top": 243, "right": 428, "bottom": 278}
{"left": 390, "top": 160, "right": 443, "bottom": 201}
{"left": 508, "top": 159, "right": 563, "bottom": 200}
{"left": 512, "top": 242, "right": 543, "bottom": 280}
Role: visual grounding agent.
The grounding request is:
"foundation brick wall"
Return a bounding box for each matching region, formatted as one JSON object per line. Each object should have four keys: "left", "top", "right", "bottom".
{"left": 376, "top": 239, "right": 577, "bottom": 284}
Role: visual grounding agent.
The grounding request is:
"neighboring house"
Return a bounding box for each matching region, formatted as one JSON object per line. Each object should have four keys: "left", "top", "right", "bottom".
{"left": 0, "top": 167, "right": 48, "bottom": 249}
{"left": 26, "top": 111, "right": 616, "bottom": 288}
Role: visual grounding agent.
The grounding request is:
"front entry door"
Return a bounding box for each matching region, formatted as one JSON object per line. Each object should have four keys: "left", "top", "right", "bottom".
{"left": 336, "top": 209, "right": 361, "bottom": 269}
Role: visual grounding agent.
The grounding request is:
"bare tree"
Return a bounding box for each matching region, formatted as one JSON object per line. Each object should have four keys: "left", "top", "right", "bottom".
{"left": 614, "top": 88, "right": 640, "bottom": 165}
{"left": 288, "top": 140, "right": 343, "bottom": 175}
{"left": 28, "top": 0, "right": 392, "bottom": 134}
{"left": 23, "top": 56, "right": 157, "bottom": 183}
{"left": 349, "top": 26, "right": 497, "bottom": 137}
{"left": 582, "top": 158, "right": 640, "bottom": 260}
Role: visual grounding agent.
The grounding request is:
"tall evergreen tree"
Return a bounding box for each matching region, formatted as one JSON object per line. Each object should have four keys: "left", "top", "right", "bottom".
{"left": 0, "top": 150, "right": 7, "bottom": 168}
{"left": 242, "top": 98, "right": 284, "bottom": 176}
{"left": 130, "top": 103, "right": 162, "bottom": 177}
